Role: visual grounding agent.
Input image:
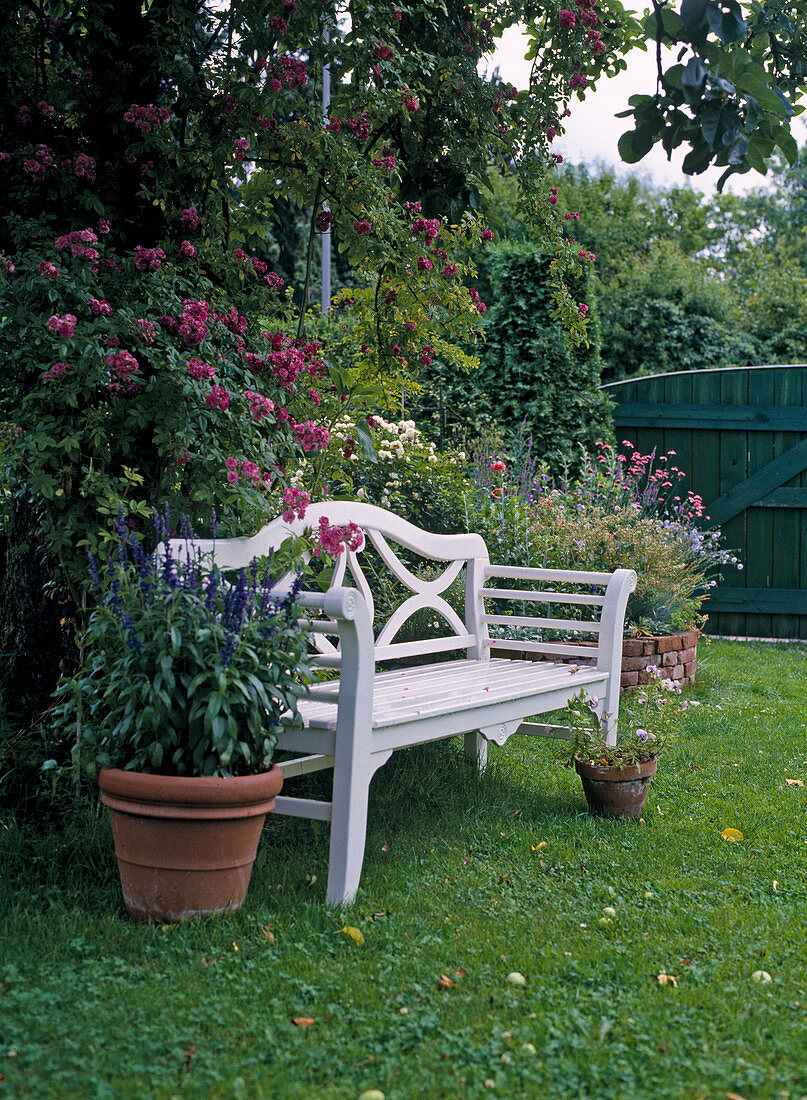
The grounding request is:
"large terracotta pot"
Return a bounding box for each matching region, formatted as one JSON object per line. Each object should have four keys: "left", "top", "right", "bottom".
{"left": 98, "top": 767, "right": 283, "bottom": 923}
{"left": 574, "top": 756, "right": 657, "bottom": 818}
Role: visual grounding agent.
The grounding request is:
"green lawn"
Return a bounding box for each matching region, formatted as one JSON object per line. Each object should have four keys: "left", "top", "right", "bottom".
{"left": 2, "top": 639, "right": 806, "bottom": 1099}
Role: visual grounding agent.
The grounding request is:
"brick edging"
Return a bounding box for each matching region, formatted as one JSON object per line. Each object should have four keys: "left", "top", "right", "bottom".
{"left": 620, "top": 631, "right": 698, "bottom": 690}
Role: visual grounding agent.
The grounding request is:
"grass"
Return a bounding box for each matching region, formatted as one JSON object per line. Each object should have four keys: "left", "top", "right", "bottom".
{"left": 1, "top": 639, "right": 807, "bottom": 1100}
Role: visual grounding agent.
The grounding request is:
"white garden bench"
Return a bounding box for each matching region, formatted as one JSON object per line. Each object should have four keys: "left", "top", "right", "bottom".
{"left": 169, "top": 502, "right": 636, "bottom": 906}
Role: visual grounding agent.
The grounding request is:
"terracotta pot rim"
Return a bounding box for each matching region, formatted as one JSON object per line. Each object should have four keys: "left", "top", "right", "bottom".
{"left": 574, "top": 755, "right": 658, "bottom": 781}
{"left": 98, "top": 766, "right": 283, "bottom": 815}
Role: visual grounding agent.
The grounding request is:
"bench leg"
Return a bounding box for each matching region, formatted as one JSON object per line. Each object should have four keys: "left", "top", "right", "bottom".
{"left": 326, "top": 750, "right": 392, "bottom": 906}
{"left": 464, "top": 730, "right": 488, "bottom": 772}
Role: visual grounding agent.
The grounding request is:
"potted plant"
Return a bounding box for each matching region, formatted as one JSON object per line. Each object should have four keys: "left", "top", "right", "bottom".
{"left": 50, "top": 509, "right": 311, "bottom": 922}
{"left": 564, "top": 666, "right": 686, "bottom": 818}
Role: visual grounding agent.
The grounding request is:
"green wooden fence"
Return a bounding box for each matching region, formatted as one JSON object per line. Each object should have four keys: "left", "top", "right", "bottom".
{"left": 603, "top": 365, "right": 807, "bottom": 640}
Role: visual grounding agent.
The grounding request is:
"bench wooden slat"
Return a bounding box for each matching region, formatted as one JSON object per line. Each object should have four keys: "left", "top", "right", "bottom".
{"left": 373, "top": 633, "right": 476, "bottom": 662}
{"left": 486, "top": 638, "right": 599, "bottom": 658}
{"left": 482, "top": 587, "right": 606, "bottom": 606}
{"left": 485, "top": 564, "right": 613, "bottom": 584}
{"left": 482, "top": 613, "right": 601, "bottom": 633}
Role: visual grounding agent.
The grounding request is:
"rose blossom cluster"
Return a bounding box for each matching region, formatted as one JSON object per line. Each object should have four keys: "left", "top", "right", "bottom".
{"left": 123, "top": 103, "right": 170, "bottom": 133}
{"left": 106, "top": 348, "right": 139, "bottom": 381}
{"left": 244, "top": 390, "right": 275, "bottom": 421}
{"left": 265, "top": 54, "right": 308, "bottom": 92}
{"left": 281, "top": 486, "right": 310, "bottom": 523}
{"left": 372, "top": 152, "right": 396, "bottom": 172}
{"left": 205, "top": 384, "right": 230, "bottom": 411}
{"left": 292, "top": 420, "right": 330, "bottom": 453}
{"left": 179, "top": 206, "right": 200, "bottom": 231}
{"left": 220, "top": 305, "right": 248, "bottom": 335}
{"left": 223, "top": 456, "right": 271, "bottom": 489}
{"left": 401, "top": 87, "right": 419, "bottom": 113}
{"left": 132, "top": 318, "right": 157, "bottom": 344}
{"left": 90, "top": 297, "right": 112, "bottom": 317}
{"left": 55, "top": 227, "right": 99, "bottom": 262}
{"left": 43, "top": 360, "right": 75, "bottom": 382}
{"left": 344, "top": 113, "right": 370, "bottom": 140}
{"left": 185, "top": 357, "right": 215, "bottom": 381}
{"left": 314, "top": 516, "right": 364, "bottom": 557}
{"left": 23, "top": 144, "right": 55, "bottom": 180}
{"left": 255, "top": 332, "right": 325, "bottom": 387}
{"left": 134, "top": 245, "right": 166, "bottom": 272}
{"left": 411, "top": 216, "right": 440, "bottom": 244}
{"left": 73, "top": 152, "right": 96, "bottom": 180}
{"left": 179, "top": 299, "right": 209, "bottom": 345}
{"left": 468, "top": 288, "right": 486, "bottom": 313}
{"left": 47, "top": 313, "right": 77, "bottom": 339}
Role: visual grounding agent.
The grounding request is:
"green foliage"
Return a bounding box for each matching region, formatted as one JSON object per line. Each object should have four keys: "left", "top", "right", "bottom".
{"left": 597, "top": 239, "right": 756, "bottom": 382}
{"left": 482, "top": 162, "right": 807, "bottom": 382}
{"left": 3, "top": 0, "right": 605, "bottom": 724}
{"left": 565, "top": 667, "right": 686, "bottom": 767}
{"left": 1, "top": 244, "right": 314, "bottom": 599}
{"left": 619, "top": 0, "right": 807, "bottom": 187}
{"left": 342, "top": 414, "right": 470, "bottom": 532}
{"left": 477, "top": 243, "right": 612, "bottom": 474}
{"left": 416, "top": 243, "right": 613, "bottom": 474}
{"left": 730, "top": 243, "right": 807, "bottom": 363}
{"left": 465, "top": 437, "right": 740, "bottom": 634}
{"left": 50, "top": 516, "right": 311, "bottom": 779}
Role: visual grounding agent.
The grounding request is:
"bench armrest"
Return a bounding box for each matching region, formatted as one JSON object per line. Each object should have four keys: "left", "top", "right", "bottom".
{"left": 298, "top": 586, "right": 368, "bottom": 623}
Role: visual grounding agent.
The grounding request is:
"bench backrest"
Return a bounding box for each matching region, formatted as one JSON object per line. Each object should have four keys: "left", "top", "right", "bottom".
{"left": 165, "top": 501, "right": 632, "bottom": 671}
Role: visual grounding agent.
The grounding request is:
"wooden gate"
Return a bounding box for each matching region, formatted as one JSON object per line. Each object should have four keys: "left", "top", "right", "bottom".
{"left": 603, "top": 365, "right": 807, "bottom": 640}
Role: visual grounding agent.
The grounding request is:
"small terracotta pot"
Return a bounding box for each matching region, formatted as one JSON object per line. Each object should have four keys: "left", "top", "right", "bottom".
{"left": 574, "top": 756, "right": 657, "bottom": 818}
{"left": 98, "top": 767, "right": 283, "bottom": 922}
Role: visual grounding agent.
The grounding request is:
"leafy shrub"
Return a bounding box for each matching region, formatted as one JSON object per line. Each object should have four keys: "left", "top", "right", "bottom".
{"left": 597, "top": 241, "right": 757, "bottom": 382}
{"left": 414, "top": 242, "right": 613, "bottom": 476}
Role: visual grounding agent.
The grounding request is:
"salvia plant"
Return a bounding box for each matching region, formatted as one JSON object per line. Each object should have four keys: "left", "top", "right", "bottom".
{"left": 50, "top": 509, "right": 312, "bottom": 779}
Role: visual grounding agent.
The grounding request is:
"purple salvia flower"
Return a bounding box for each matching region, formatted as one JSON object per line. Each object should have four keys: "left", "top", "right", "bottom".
{"left": 87, "top": 551, "right": 101, "bottom": 592}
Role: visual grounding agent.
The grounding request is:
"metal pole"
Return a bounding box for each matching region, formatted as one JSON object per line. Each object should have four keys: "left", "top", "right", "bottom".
{"left": 321, "top": 25, "right": 332, "bottom": 316}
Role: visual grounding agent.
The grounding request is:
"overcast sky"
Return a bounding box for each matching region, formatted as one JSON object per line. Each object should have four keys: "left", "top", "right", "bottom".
{"left": 488, "top": 25, "right": 805, "bottom": 197}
